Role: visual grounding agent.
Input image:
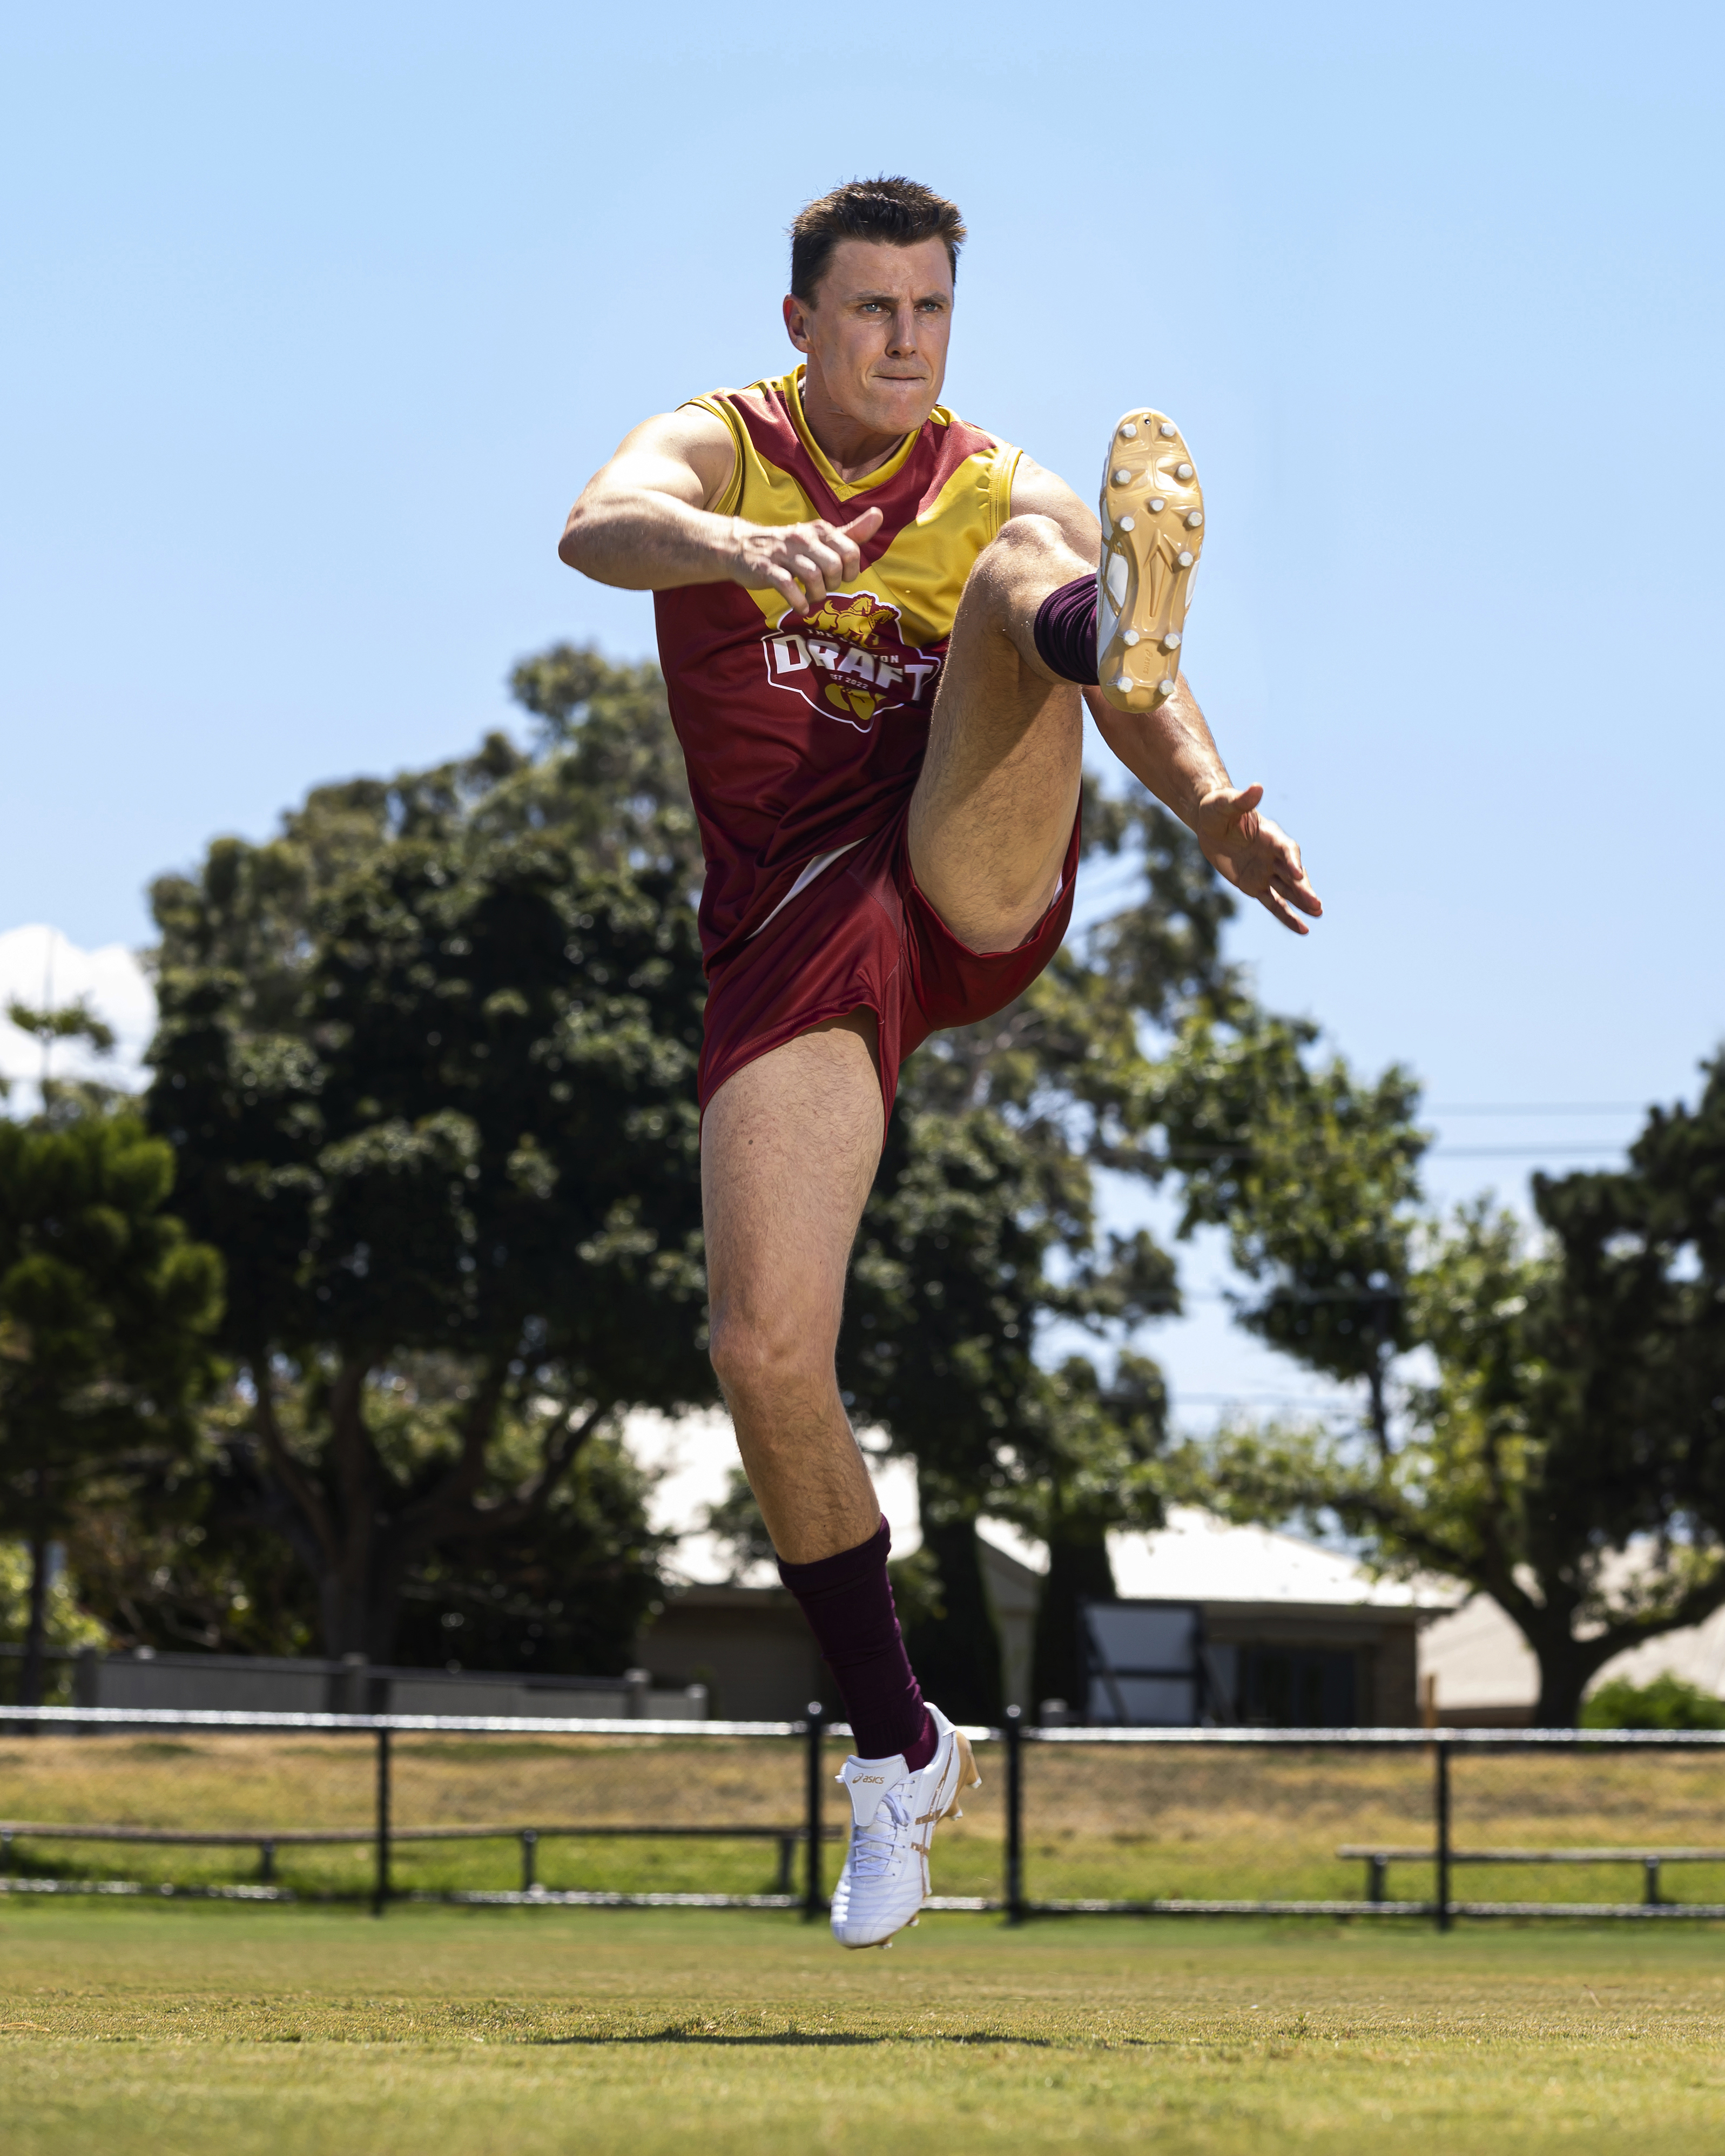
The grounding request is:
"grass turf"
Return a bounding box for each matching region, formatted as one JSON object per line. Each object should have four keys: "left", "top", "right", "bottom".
{"left": 2, "top": 1904, "right": 1724, "bottom": 2152}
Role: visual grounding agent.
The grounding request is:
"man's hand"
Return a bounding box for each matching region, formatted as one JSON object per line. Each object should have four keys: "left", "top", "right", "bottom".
{"left": 1193, "top": 783, "right": 1323, "bottom": 935}
{"left": 731, "top": 507, "right": 883, "bottom": 615}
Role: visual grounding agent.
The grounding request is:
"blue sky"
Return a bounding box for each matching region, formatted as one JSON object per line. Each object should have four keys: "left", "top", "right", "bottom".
{"left": 3, "top": 1, "right": 1721, "bottom": 1421}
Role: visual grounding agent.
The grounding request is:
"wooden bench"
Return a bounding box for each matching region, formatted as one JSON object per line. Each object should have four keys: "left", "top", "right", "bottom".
{"left": 1338, "top": 1844, "right": 1725, "bottom": 1906}
{"left": 0, "top": 1819, "right": 839, "bottom": 1896}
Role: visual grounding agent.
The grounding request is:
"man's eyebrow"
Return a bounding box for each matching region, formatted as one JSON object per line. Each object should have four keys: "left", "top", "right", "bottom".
{"left": 844, "top": 287, "right": 951, "bottom": 305}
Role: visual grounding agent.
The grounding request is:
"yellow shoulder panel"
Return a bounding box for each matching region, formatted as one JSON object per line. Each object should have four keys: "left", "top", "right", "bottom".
{"left": 867, "top": 443, "right": 1020, "bottom": 647}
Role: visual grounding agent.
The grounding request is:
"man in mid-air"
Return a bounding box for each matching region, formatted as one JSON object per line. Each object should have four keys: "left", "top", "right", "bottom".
{"left": 560, "top": 176, "right": 1319, "bottom": 1948}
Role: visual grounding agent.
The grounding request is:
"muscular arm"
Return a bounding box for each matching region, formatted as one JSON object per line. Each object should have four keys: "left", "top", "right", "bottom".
{"left": 1010, "top": 455, "right": 1322, "bottom": 935}
{"left": 558, "top": 407, "right": 882, "bottom": 613}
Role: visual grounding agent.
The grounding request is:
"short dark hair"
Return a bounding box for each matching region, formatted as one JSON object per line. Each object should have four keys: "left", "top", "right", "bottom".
{"left": 790, "top": 177, "right": 966, "bottom": 304}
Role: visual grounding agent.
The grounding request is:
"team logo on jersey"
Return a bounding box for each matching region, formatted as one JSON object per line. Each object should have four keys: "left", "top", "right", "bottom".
{"left": 762, "top": 590, "right": 942, "bottom": 731}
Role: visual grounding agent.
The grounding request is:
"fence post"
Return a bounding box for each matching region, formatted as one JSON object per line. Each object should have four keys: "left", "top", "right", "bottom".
{"left": 1003, "top": 1707, "right": 1025, "bottom": 1923}
{"left": 373, "top": 1724, "right": 392, "bottom": 1918}
{"left": 1434, "top": 1739, "right": 1451, "bottom": 1933}
{"left": 520, "top": 1830, "right": 538, "bottom": 1893}
{"left": 803, "top": 1701, "right": 825, "bottom": 1921}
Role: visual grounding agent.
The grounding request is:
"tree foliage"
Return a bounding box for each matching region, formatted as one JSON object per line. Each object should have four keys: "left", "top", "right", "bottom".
{"left": 144, "top": 652, "right": 714, "bottom": 1662}
{"left": 0, "top": 1109, "right": 223, "bottom": 1701}
{"left": 1192, "top": 1046, "right": 1725, "bottom": 1723}
{"left": 1153, "top": 1012, "right": 1427, "bottom": 1452}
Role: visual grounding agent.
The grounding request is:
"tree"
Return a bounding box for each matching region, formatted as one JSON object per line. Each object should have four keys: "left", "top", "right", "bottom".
{"left": 1151, "top": 1010, "right": 1427, "bottom": 1454}
{"left": 1196, "top": 1053, "right": 1725, "bottom": 1723}
{"left": 0, "top": 1109, "right": 224, "bottom": 1704}
{"left": 1003, "top": 1350, "right": 1174, "bottom": 1714}
{"left": 388, "top": 1428, "right": 669, "bottom": 1677}
{"left": 66, "top": 1377, "right": 668, "bottom": 1676}
{"left": 144, "top": 650, "right": 717, "bottom": 1663}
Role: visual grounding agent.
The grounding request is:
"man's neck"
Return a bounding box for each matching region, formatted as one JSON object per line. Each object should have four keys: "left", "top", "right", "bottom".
{"left": 797, "top": 366, "right": 916, "bottom": 484}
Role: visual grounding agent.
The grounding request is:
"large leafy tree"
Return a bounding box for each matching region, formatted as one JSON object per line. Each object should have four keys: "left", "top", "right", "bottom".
{"left": 1192, "top": 1043, "right": 1725, "bottom": 1723}
{"left": 0, "top": 1108, "right": 223, "bottom": 1704}
{"left": 144, "top": 652, "right": 716, "bottom": 1662}
{"left": 66, "top": 1375, "right": 670, "bottom": 1677}
{"left": 1152, "top": 1011, "right": 1427, "bottom": 1454}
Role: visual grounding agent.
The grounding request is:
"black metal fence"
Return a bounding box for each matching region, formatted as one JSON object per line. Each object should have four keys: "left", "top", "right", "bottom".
{"left": 4, "top": 1703, "right": 1725, "bottom": 1929}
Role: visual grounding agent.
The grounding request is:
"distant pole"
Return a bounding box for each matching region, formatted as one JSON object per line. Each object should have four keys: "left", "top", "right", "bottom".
{"left": 373, "top": 1726, "right": 392, "bottom": 1917}
{"left": 1434, "top": 1740, "right": 1451, "bottom": 1933}
{"left": 803, "top": 1702, "right": 825, "bottom": 1921}
{"left": 1003, "top": 1707, "right": 1025, "bottom": 1924}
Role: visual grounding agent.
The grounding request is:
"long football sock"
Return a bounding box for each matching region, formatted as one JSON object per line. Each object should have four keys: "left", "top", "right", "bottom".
{"left": 778, "top": 1516, "right": 935, "bottom": 1769}
{"left": 1032, "top": 572, "right": 1100, "bottom": 686}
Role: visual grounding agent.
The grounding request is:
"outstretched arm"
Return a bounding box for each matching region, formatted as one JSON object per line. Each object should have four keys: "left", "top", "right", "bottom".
{"left": 1010, "top": 452, "right": 1321, "bottom": 935}
{"left": 1087, "top": 682, "right": 1322, "bottom": 935}
{"left": 559, "top": 408, "right": 881, "bottom": 612}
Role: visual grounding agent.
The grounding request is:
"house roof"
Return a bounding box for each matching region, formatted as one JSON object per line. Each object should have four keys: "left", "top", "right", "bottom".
{"left": 1104, "top": 1507, "right": 1453, "bottom": 1611}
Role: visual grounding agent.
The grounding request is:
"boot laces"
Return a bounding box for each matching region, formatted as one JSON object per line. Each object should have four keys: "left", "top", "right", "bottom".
{"left": 848, "top": 1788, "right": 915, "bottom": 1879}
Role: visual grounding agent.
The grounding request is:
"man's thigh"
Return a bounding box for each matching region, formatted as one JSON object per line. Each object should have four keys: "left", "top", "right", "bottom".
{"left": 907, "top": 516, "right": 1090, "bottom": 953}
{"left": 700, "top": 1011, "right": 884, "bottom": 1364}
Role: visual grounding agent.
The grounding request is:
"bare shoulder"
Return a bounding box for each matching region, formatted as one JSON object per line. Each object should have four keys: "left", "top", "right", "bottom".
{"left": 1010, "top": 452, "right": 1100, "bottom": 553}
{"left": 591, "top": 403, "right": 738, "bottom": 511}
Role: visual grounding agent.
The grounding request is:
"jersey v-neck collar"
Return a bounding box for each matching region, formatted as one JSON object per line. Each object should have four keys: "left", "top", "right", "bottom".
{"left": 785, "top": 366, "right": 925, "bottom": 500}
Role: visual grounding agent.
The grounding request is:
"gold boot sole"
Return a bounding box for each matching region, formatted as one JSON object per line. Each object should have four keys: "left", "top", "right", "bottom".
{"left": 1096, "top": 408, "right": 1204, "bottom": 713}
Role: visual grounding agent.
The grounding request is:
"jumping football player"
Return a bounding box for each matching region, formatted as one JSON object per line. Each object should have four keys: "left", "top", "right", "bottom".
{"left": 559, "top": 176, "right": 1320, "bottom": 1947}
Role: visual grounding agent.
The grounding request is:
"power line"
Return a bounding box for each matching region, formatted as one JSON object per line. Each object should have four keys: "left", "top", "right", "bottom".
{"left": 1426, "top": 1103, "right": 1646, "bottom": 1116}
{"left": 1430, "top": 1143, "right": 1626, "bottom": 1158}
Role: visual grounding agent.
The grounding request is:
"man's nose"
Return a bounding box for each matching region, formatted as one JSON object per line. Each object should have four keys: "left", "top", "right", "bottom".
{"left": 886, "top": 305, "right": 919, "bottom": 352}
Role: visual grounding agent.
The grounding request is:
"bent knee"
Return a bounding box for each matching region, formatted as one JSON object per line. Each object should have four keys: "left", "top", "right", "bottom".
{"left": 966, "top": 515, "right": 1089, "bottom": 624}
{"left": 708, "top": 1306, "right": 835, "bottom": 1404}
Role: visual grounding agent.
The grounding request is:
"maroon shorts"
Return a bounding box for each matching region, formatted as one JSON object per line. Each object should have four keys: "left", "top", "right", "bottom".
{"left": 698, "top": 806, "right": 1081, "bottom": 1124}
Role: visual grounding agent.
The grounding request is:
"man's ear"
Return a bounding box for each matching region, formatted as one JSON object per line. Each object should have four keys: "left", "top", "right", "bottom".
{"left": 783, "top": 291, "right": 814, "bottom": 353}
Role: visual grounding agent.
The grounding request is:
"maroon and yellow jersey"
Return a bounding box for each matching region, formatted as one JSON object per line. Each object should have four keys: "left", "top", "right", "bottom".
{"left": 652, "top": 365, "right": 1020, "bottom": 972}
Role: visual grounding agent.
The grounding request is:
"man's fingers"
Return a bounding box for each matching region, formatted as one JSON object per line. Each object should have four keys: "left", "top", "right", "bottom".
{"left": 769, "top": 565, "right": 811, "bottom": 612}
{"left": 1271, "top": 873, "right": 1324, "bottom": 918}
{"left": 1258, "top": 886, "right": 1311, "bottom": 936}
{"left": 790, "top": 555, "right": 828, "bottom": 608}
{"left": 840, "top": 507, "right": 884, "bottom": 540}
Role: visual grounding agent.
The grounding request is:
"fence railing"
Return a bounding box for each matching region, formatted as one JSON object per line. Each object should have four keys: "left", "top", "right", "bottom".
{"left": 4, "top": 1704, "right": 1725, "bottom": 1929}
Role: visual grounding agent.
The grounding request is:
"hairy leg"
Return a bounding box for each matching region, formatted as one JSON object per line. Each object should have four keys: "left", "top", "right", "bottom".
{"left": 701, "top": 1010, "right": 885, "bottom": 1565}
{"left": 907, "top": 514, "right": 1094, "bottom": 951}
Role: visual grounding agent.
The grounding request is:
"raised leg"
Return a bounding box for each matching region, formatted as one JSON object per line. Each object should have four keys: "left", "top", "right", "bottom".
{"left": 701, "top": 1011, "right": 884, "bottom": 1564}
{"left": 906, "top": 514, "right": 1094, "bottom": 952}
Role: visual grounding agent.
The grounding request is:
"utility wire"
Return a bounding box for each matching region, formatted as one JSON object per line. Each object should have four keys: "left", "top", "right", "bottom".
{"left": 1426, "top": 1103, "right": 1646, "bottom": 1115}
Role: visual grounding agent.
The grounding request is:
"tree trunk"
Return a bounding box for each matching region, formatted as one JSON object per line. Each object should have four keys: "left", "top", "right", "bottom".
{"left": 900, "top": 1487, "right": 1003, "bottom": 1726}
{"left": 1365, "top": 1340, "right": 1391, "bottom": 1461}
{"left": 1531, "top": 1634, "right": 1617, "bottom": 1727}
{"left": 19, "top": 1513, "right": 50, "bottom": 1713}
{"left": 1031, "top": 1527, "right": 1115, "bottom": 1719}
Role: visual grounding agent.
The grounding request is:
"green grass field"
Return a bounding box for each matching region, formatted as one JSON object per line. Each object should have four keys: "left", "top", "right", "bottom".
{"left": 2, "top": 1904, "right": 1724, "bottom": 2153}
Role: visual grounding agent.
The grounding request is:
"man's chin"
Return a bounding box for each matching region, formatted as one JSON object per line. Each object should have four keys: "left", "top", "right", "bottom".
{"left": 859, "top": 388, "right": 938, "bottom": 436}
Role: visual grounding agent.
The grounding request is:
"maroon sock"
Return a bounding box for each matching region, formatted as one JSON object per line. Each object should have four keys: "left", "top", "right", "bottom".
{"left": 1032, "top": 572, "right": 1099, "bottom": 686}
{"left": 777, "top": 1518, "right": 935, "bottom": 1768}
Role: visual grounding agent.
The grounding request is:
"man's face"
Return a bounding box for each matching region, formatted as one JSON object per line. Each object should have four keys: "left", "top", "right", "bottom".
{"left": 784, "top": 237, "right": 953, "bottom": 439}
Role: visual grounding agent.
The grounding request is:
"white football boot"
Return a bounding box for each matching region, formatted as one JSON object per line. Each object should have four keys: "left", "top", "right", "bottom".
{"left": 1095, "top": 408, "right": 1204, "bottom": 715}
{"left": 828, "top": 1702, "right": 980, "bottom": 1950}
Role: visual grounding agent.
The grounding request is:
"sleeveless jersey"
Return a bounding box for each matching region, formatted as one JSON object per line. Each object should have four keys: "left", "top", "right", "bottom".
{"left": 652, "top": 366, "right": 1020, "bottom": 972}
